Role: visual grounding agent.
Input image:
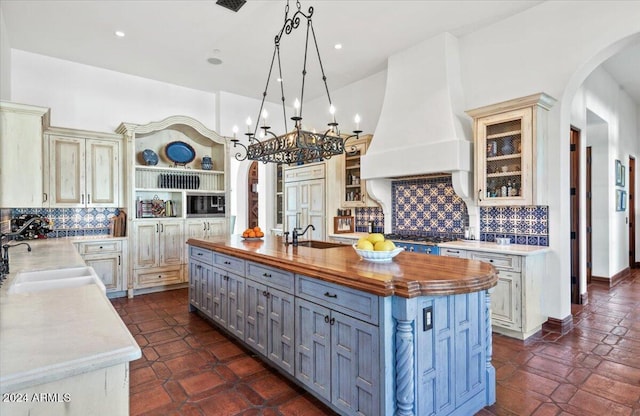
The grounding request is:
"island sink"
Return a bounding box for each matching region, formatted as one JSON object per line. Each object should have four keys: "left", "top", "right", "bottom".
{"left": 295, "top": 240, "right": 344, "bottom": 249}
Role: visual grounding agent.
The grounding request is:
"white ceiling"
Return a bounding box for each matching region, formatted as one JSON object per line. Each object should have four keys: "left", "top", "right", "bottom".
{"left": 2, "top": 0, "right": 639, "bottom": 105}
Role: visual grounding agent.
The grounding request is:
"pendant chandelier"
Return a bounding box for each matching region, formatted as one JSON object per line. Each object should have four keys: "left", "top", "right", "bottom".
{"left": 230, "top": 0, "right": 361, "bottom": 164}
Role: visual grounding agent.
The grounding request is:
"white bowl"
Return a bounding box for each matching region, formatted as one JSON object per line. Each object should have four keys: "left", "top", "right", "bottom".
{"left": 352, "top": 244, "right": 404, "bottom": 262}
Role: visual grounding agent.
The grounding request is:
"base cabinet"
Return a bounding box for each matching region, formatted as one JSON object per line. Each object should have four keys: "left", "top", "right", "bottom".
{"left": 132, "top": 220, "right": 184, "bottom": 288}
{"left": 441, "top": 246, "right": 546, "bottom": 340}
{"left": 75, "top": 239, "right": 126, "bottom": 295}
{"left": 212, "top": 267, "right": 245, "bottom": 340}
{"left": 295, "top": 297, "right": 379, "bottom": 415}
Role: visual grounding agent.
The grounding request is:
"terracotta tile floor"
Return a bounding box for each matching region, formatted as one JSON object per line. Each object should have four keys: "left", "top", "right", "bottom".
{"left": 113, "top": 269, "right": 640, "bottom": 415}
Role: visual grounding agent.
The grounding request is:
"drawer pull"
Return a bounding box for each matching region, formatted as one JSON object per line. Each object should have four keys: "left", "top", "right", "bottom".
{"left": 489, "top": 259, "right": 494, "bottom": 263}
{"left": 158, "top": 275, "right": 162, "bottom": 279}
{"left": 263, "top": 290, "right": 270, "bottom": 298}
{"left": 99, "top": 246, "right": 103, "bottom": 249}
{"left": 262, "top": 272, "right": 272, "bottom": 278}
{"left": 324, "top": 292, "right": 337, "bottom": 298}
{"left": 449, "top": 250, "right": 459, "bottom": 254}
{"left": 197, "top": 252, "right": 203, "bottom": 256}
{"left": 224, "top": 261, "right": 231, "bottom": 265}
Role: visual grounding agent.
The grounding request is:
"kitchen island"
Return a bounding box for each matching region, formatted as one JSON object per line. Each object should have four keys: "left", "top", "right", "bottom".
{"left": 0, "top": 238, "right": 140, "bottom": 416}
{"left": 187, "top": 235, "right": 498, "bottom": 416}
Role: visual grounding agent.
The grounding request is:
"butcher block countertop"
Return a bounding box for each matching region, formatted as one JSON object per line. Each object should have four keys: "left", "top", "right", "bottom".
{"left": 188, "top": 235, "right": 498, "bottom": 298}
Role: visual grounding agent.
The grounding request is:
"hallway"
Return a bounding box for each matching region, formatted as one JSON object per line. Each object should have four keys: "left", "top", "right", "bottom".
{"left": 112, "top": 269, "right": 640, "bottom": 415}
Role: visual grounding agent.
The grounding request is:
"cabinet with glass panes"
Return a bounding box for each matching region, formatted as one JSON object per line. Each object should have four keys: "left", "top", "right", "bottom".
{"left": 467, "top": 93, "right": 555, "bottom": 206}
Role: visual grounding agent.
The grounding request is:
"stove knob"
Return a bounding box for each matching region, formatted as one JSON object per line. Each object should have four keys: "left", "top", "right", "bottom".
{"left": 409, "top": 246, "right": 414, "bottom": 252}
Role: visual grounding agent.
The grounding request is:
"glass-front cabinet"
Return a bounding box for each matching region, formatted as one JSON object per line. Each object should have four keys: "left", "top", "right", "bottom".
{"left": 467, "top": 93, "right": 555, "bottom": 206}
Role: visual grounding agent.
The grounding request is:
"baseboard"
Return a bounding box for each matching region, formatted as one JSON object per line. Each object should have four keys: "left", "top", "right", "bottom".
{"left": 591, "top": 267, "right": 631, "bottom": 287}
{"left": 579, "top": 292, "right": 589, "bottom": 305}
{"left": 542, "top": 315, "right": 573, "bottom": 336}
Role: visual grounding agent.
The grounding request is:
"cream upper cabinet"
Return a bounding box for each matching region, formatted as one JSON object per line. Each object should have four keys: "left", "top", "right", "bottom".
{"left": 467, "top": 93, "right": 555, "bottom": 206}
{"left": 283, "top": 163, "right": 325, "bottom": 240}
{"left": 0, "top": 101, "right": 50, "bottom": 208}
{"left": 46, "top": 128, "right": 122, "bottom": 208}
{"left": 340, "top": 134, "right": 377, "bottom": 208}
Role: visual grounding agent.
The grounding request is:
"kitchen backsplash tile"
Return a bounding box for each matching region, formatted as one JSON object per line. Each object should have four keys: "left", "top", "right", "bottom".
{"left": 354, "top": 207, "right": 384, "bottom": 232}
{"left": 391, "top": 176, "right": 468, "bottom": 236}
{"left": 479, "top": 205, "right": 548, "bottom": 246}
{"left": 10, "top": 207, "right": 119, "bottom": 238}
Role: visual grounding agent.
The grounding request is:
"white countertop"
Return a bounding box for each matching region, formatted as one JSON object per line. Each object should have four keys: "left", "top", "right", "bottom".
{"left": 438, "top": 240, "right": 550, "bottom": 256}
{"left": 0, "top": 238, "right": 140, "bottom": 394}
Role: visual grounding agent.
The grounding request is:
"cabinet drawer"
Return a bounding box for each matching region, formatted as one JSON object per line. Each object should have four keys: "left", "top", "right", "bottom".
{"left": 247, "top": 262, "right": 294, "bottom": 294}
{"left": 190, "top": 246, "right": 213, "bottom": 265}
{"left": 297, "top": 275, "right": 378, "bottom": 325}
{"left": 77, "top": 240, "right": 122, "bottom": 254}
{"left": 440, "top": 248, "right": 467, "bottom": 258}
{"left": 284, "top": 164, "right": 325, "bottom": 182}
{"left": 214, "top": 252, "right": 245, "bottom": 275}
{"left": 468, "top": 251, "right": 521, "bottom": 272}
{"left": 135, "top": 268, "right": 182, "bottom": 288}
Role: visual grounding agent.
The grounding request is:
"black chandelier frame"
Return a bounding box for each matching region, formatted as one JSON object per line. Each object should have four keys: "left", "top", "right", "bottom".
{"left": 230, "top": 0, "right": 361, "bottom": 164}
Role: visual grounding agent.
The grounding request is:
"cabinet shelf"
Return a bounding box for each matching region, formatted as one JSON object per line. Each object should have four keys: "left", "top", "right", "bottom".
{"left": 486, "top": 130, "right": 521, "bottom": 140}
{"left": 135, "top": 166, "right": 224, "bottom": 192}
{"left": 487, "top": 171, "right": 522, "bottom": 178}
{"left": 486, "top": 153, "right": 521, "bottom": 161}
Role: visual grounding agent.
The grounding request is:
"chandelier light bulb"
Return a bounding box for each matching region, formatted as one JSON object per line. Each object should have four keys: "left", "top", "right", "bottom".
{"left": 354, "top": 114, "right": 361, "bottom": 130}
{"left": 246, "top": 117, "right": 252, "bottom": 133}
{"left": 294, "top": 98, "right": 300, "bottom": 117}
{"left": 232, "top": 125, "right": 238, "bottom": 138}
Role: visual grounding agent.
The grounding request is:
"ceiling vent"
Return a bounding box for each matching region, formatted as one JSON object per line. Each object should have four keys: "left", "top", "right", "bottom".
{"left": 216, "top": 0, "right": 246, "bottom": 12}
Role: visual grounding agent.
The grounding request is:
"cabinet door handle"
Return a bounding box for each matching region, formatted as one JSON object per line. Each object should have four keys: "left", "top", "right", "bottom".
{"left": 156, "top": 224, "right": 159, "bottom": 233}
{"left": 81, "top": 194, "right": 85, "bottom": 204}
{"left": 118, "top": 255, "right": 121, "bottom": 265}
{"left": 43, "top": 193, "right": 48, "bottom": 202}
{"left": 161, "top": 223, "right": 164, "bottom": 232}
{"left": 203, "top": 223, "right": 207, "bottom": 231}
{"left": 207, "top": 223, "right": 210, "bottom": 231}
{"left": 329, "top": 317, "right": 335, "bottom": 325}
{"left": 158, "top": 275, "right": 162, "bottom": 279}
{"left": 88, "top": 193, "right": 91, "bottom": 204}
{"left": 324, "top": 315, "right": 330, "bottom": 323}
{"left": 324, "top": 292, "right": 337, "bottom": 298}
{"left": 478, "top": 189, "right": 483, "bottom": 202}
{"left": 262, "top": 272, "right": 272, "bottom": 278}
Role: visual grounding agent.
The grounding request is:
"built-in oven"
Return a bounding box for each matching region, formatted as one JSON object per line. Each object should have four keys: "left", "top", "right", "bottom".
{"left": 186, "top": 193, "right": 226, "bottom": 217}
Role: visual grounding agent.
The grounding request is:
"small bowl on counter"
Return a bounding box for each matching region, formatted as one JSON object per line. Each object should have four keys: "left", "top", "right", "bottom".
{"left": 495, "top": 237, "right": 511, "bottom": 245}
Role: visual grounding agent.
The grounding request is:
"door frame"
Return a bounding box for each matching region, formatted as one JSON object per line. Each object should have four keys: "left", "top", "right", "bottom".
{"left": 569, "top": 126, "right": 581, "bottom": 304}
{"left": 629, "top": 156, "right": 636, "bottom": 268}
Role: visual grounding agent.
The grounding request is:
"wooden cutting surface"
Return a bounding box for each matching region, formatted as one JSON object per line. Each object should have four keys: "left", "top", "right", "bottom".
{"left": 187, "top": 235, "right": 498, "bottom": 298}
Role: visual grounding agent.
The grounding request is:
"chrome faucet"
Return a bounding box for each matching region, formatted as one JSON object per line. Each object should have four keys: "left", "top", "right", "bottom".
{"left": 292, "top": 224, "right": 315, "bottom": 246}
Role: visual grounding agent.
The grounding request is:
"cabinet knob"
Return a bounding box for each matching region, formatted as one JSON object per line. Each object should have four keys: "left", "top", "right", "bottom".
{"left": 224, "top": 261, "right": 231, "bottom": 265}
{"left": 262, "top": 272, "right": 272, "bottom": 278}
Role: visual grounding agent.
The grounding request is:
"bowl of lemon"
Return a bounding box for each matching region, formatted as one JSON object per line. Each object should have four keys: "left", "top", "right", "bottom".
{"left": 353, "top": 233, "right": 404, "bottom": 262}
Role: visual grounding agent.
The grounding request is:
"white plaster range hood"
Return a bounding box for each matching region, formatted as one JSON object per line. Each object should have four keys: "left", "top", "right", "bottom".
{"left": 361, "top": 33, "right": 475, "bottom": 232}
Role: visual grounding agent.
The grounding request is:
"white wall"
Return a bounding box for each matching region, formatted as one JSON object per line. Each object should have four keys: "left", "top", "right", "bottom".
{"left": 11, "top": 50, "right": 217, "bottom": 132}
{"left": 0, "top": 8, "right": 10, "bottom": 100}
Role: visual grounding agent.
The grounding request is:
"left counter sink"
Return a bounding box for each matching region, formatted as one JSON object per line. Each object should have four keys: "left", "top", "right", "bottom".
{"left": 7, "top": 266, "right": 106, "bottom": 294}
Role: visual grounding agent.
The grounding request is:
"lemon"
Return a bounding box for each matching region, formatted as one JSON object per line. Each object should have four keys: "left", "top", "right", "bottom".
{"left": 374, "top": 240, "right": 396, "bottom": 251}
{"left": 367, "top": 233, "right": 385, "bottom": 244}
{"left": 356, "top": 240, "right": 374, "bottom": 251}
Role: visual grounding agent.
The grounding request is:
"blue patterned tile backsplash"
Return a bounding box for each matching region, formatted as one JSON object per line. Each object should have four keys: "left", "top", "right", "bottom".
{"left": 480, "top": 206, "right": 548, "bottom": 246}
{"left": 391, "top": 176, "right": 468, "bottom": 236}
{"left": 354, "top": 207, "right": 384, "bottom": 232}
{"left": 10, "top": 207, "right": 119, "bottom": 238}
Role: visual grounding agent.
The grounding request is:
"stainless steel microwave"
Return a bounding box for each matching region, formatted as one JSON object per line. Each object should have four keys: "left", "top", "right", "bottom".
{"left": 186, "top": 194, "right": 226, "bottom": 217}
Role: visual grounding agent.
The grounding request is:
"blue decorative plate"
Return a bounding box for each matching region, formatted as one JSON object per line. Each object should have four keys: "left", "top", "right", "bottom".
{"left": 142, "top": 149, "right": 158, "bottom": 166}
{"left": 165, "top": 141, "right": 196, "bottom": 166}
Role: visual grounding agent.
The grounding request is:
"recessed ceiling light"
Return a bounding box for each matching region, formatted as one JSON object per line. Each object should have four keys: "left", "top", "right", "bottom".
{"left": 207, "top": 57, "right": 223, "bottom": 65}
{"left": 114, "top": 31, "right": 125, "bottom": 38}
{"left": 334, "top": 43, "right": 342, "bottom": 50}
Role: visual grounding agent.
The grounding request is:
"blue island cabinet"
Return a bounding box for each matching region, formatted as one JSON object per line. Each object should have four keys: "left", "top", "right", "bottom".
{"left": 187, "top": 244, "right": 496, "bottom": 416}
{"left": 394, "top": 290, "right": 496, "bottom": 416}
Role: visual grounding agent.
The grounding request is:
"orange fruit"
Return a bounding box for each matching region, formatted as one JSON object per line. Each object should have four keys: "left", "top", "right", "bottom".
{"left": 248, "top": 231, "right": 256, "bottom": 238}
{"left": 253, "top": 226, "right": 261, "bottom": 233}
{"left": 256, "top": 231, "right": 264, "bottom": 238}
{"left": 242, "top": 231, "right": 249, "bottom": 238}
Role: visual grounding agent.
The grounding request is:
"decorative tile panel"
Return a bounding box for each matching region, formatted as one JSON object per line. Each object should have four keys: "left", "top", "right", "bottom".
{"left": 354, "top": 207, "right": 384, "bottom": 232}
{"left": 10, "top": 207, "right": 119, "bottom": 238}
{"left": 391, "top": 177, "right": 468, "bottom": 236}
{"left": 479, "top": 206, "right": 548, "bottom": 246}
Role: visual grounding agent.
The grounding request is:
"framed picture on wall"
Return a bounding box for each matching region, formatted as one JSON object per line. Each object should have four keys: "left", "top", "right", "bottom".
{"left": 616, "top": 189, "right": 627, "bottom": 212}
{"left": 615, "top": 159, "right": 624, "bottom": 187}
